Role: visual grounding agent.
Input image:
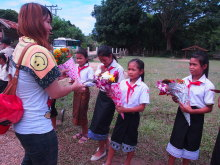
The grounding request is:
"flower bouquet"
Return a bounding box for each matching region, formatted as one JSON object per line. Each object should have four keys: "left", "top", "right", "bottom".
{"left": 53, "top": 48, "right": 71, "bottom": 65}
{"left": 94, "top": 71, "right": 118, "bottom": 91}
{"left": 85, "top": 70, "right": 124, "bottom": 118}
{"left": 58, "top": 57, "right": 80, "bottom": 81}
{"left": 156, "top": 79, "right": 191, "bottom": 125}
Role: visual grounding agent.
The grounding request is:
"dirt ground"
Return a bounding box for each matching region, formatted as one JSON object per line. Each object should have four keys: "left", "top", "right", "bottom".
{"left": 0, "top": 59, "right": 166, "bottom": 165}
{"left": 0, "top": 128, "right": 166, "bottom": 165}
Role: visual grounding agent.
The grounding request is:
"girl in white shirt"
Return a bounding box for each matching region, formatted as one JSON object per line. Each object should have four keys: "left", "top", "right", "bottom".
{"left": 0, "top": 53, "right": 10, "bottom": 93}
{"left": 166, "top": 51, "right": 215, "bottom": 165}
{"left": 72, "top": 48, "right": 94, "bottom": 143}
{"left": 88, "top": 45, "right": 125, "bottom": 161}
{"left": 104, "top": 58, "right": 150, "bottom": 165}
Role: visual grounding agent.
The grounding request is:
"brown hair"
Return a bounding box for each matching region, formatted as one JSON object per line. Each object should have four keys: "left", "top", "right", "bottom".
{"left": 18, "top": 3, "right": 52, "bottom": 50}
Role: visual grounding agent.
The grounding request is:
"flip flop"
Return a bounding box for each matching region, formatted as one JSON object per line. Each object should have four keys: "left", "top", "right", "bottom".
{"left": 78, "top": 136, "right": 89, "bottom": 144}
{"left": 72, "top": 133, "right": 82, "bottom": 139}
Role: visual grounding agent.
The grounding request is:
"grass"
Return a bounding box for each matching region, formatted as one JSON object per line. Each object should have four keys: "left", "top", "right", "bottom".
{"left": 55, "top": 57, "right": 220, "bottom": 165}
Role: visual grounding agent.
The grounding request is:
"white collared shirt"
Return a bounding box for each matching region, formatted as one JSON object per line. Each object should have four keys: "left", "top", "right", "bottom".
{"left": 183, "top": 74, "right": 215, "bottom": 108}
{"left": 120, "top": 77, "right": 150, "bottom": 108}
{"left": 0, "top": 64, "right": 9, "bottom": 81}
{"left": 77, "top": 63, "right": 94, "bottom": 86}
{"left": 95, "top": 59, "right": 125, "bottom": 83}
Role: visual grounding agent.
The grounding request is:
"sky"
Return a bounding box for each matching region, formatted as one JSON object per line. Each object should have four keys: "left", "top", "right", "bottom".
{"left": 1, "top": 0, "right": 102, "bottom": 35}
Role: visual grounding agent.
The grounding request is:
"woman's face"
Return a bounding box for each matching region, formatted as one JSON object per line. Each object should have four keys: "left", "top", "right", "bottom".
{"left": 43, "top": 14, "right": 52, "bottom": 39}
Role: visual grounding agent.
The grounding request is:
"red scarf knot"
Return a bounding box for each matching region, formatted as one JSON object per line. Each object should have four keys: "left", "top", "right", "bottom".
{"left": 126, "top": 81, "right": 137, "bottom": 103}
{"left": 78, "top": 65, "right": 89, "bottom": 77}
{"left": 107, "top": 66, "right": 114, "bottom": 72}
{"left": 187, "top": 80, "right": 201, "bottom": 89}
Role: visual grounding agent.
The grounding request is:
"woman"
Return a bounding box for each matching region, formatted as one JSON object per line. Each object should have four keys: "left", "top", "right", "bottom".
{"left": 10, "top": 3, "right": 83, "bottom": 165}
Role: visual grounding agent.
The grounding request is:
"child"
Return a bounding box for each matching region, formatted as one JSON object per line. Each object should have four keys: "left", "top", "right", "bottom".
{"left": 88, "top": 45, "right": 125, "bottom": 161}
{"left": 72, "top": 48, "right": 94, "bottom": 143}
{"left": 210, "top": 95, "right": 220, "bottom": 165}
{"left": 104, "top": 58, "right": 150, "bottom": 165}
{"left": 0, "top": 53, "right": 11, "bottom": 93}
{"left": 166, "top": 51, "right": 215, "bottom": 165}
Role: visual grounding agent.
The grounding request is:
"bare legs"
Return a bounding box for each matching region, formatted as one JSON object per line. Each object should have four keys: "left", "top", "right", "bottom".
{"left": 104, "top": 146, "right": 134, "bottom": 165}
{"left": 93, "top": 139, "right": 108, "bottom": 157}
{"left": 81, "top": 124, "right": 88, "bottom": 137}
{"left": 168, "top": 155, "right": 190, "bottom": 165}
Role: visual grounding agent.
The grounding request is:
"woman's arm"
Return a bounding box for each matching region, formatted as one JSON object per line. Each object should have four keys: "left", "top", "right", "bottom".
{"left": 116, "top": 104, "right": 146, "bottom": 113}
{"left": 179, "top": 102, "right": 213, "bottom": 114}
{"left": 45, "top": 79, "right": 83, "bottom": 99}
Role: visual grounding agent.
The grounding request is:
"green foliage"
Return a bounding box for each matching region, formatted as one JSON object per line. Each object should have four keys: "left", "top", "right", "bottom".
{"left": 92, "top": 0, "right": 147, "bottom": 53}
{"left": 0, "top": 9, "right": 18, "bottom": 22}
{"left": 51, "top": 16, "right": 85, "bottom": 43}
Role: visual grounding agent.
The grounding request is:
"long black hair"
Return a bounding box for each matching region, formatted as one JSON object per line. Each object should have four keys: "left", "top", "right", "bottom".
{"left": 0, "top": 53, "right": 9, "bottom": 72}
{"left": 128, "top": 58, "right": 145, "bottom": 81}
{"left": 191, "top": 51, "right": 209, "bottom": 78}
{"left": 97, "top": 45, "right": 117, "bottom": 62}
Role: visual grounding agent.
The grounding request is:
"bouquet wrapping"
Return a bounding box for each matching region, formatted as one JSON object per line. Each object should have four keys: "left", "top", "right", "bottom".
{"left": 108, "top": 83, "right": 124, "bottom": 119}
{"left": 58, "top": 57, "right": 80, "bottom": 81}
{"left": 156, "top": 79, "right": 191, "bottom": 125}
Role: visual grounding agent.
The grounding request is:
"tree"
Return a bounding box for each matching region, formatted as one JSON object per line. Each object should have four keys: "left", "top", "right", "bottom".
{"left": 51, "top": 16, "right": 85, "bottom": 42}
{"left": 143, "top": 0, "right": 220, "bottom": 52}
{"left": 0, "top": 9, "right": 18, "bottom": 22}
{"left": 143, "top": 0, "right": 194, "bottom": 51}
{"left": 92, "top": 0, "right": 147, "bottom": 53}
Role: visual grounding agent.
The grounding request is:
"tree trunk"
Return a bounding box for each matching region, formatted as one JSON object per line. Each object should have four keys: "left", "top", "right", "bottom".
{"left": 166, "top": 33, "right": 172, "bottom": 51}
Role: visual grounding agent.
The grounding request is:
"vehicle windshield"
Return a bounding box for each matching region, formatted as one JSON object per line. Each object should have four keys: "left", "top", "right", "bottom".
{"left": 53, "top": 40, "right": 66, "bottom": 47}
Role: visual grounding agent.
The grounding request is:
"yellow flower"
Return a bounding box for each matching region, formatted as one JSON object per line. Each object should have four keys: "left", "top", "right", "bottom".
{"left": 53, "top": 49, "right": 62, "bottom": 56}
{"left": 109, "top": 75, "right": 115, "bottom": 82}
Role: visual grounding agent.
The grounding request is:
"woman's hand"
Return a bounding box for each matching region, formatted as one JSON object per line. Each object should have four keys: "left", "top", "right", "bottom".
{"left": 71, "top": 80, "right": 85, "bottom": 92}
{"left": 58, "top": 69, "right": 69, "bottom": 80}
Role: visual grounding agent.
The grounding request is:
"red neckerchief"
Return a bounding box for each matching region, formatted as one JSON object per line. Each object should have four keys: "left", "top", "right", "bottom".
{"left": 126, "top": 81, "right": 137, "bottom": 103}
{"left": 78, "top": 65, "right": 89, "bottom": 77}
{"left": 187, "top": 80, "right": 201, "bottom": 88}
{"left": 106, "top": 66, "right": 114, "bottom": 72}
{"left": 187, "top": 80, "right": 201, "bottom": 95}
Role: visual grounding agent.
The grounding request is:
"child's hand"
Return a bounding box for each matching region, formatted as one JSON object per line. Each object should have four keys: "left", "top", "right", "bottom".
{"left": 100, "top": 65, "right": 106, "bottom": 73}
{"left": 116, "top": 105, "right": 125, "bottom": 113}
{"left": 179, "top": 102, "right": 192, "bottom": 113}
{"left": 172, "top": 95, "right": 179, "bottom": 103}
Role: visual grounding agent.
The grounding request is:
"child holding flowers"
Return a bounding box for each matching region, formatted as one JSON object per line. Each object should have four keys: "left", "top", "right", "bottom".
{"left": 72, "top": 48, "right": 94, "bottom": 143}
{"left": 166, "top": 51, "right": 215, "bottom": 165}
{"left": 103, "top": 59, "right": 150, "bottom": 165}
{"left": 88, "top": 45, "right": 125, "bottom": 161}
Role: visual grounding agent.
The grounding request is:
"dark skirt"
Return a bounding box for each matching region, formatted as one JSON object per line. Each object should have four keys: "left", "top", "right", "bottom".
{"left": 88, "top": 91, "right": 115, "bottom": 140}
{"left": 170, "top": 107, "right": 204, "bottom": 151}
{"left": 111, "top": 112, "right": 140, "bottom": 146}
{"left": 72, "top": 87, "right": 90, "bottom": 126}
{"left": 211, "top": 129, "right": 220, "bottom": 165}
{"left": 110, "top": 112, "right": 140, "bottom": 152}
{"left": 0, "top": 80, "right": 8, "bottom": 93}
